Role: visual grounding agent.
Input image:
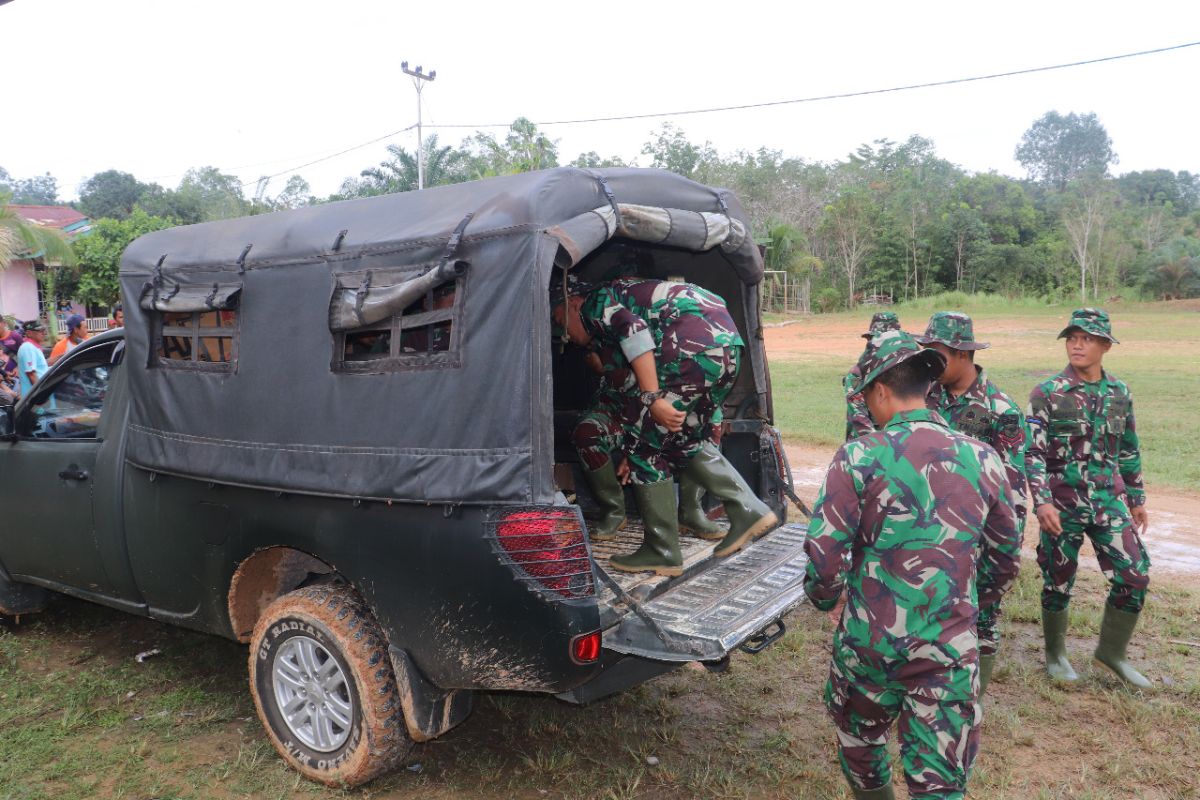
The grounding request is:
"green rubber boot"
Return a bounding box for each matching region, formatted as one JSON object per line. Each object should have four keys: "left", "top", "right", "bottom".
{"left": 682, "top": 443, "right": 777, "bottom": 558}
{"left": 978, "top": 653, "right": 996, "bottom": 698}
{"left": 580, "top": 460, "right": 626, "bottom": 541}
{"left": 851, "top": 784, "right": 895, "bottom": 800}
{"left": 1093, "top": 603, "right": 1153, "bottom": 689}
{"left": 609, "top": 479, "right": 683, "bottom": 577}
{"left": 678, "top": 475, "right": 724, "bottom": 541}
{"left": 1042, "top": 607, "right": 1078, "bottom": 682}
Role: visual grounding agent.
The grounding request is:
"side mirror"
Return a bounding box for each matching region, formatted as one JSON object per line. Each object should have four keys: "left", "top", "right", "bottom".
{"left": 0, "top": 404, "right": 14, "bottom": 439}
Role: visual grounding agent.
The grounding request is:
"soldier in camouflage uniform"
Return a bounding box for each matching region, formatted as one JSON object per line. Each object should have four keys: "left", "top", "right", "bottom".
{"left": 916, "top": 311, "right": 1029, "bottom": 698}
{"left": 571, "top": 343, "right": 725, "bottom": 541}
{"left": 1026, "top": 308, "right": 1152, "bottom": 688}
{"left": 806, "top": 329, "right": 1021, "bottom": 800}
{"left": 553, "top": 277, "right": 777, "bottom": 575}
{"left": 844, "top": 311, "right": 902, "bottom": 440}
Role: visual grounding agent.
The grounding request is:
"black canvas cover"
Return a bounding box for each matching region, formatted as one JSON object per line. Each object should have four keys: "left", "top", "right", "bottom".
{"left": 118, "top": 168, "right": 765, "bottom": 504}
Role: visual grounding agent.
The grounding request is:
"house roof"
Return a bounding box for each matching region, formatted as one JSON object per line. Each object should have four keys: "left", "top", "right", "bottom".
{"left": 9, "top": 204, "right": 90, "bottom": 231}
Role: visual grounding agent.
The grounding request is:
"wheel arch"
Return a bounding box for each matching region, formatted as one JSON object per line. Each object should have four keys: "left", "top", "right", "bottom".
{"left": 227, "top": 546, "right": 335, "bottom": 643}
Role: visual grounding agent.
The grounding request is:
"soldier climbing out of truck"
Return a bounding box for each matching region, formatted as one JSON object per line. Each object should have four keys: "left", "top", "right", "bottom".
{"left": 551, "top": 275, "right": 778, "bottom": 576}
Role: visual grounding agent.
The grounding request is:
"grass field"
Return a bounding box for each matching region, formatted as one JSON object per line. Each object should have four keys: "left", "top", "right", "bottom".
{"left": 2, "top": 565, "right": 1198, "bottom": 800}
{"left": 768, "top": 296, "right": 1200, "bottom": 493}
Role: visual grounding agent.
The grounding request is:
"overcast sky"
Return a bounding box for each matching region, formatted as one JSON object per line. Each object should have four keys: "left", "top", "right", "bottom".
{"left": 3, "top": 0, "right": 1198, "bottom": 202}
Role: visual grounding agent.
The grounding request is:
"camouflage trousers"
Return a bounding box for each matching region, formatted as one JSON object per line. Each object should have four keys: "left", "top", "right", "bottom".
{"left": 1037, "top": 492, "right": 1150, "bottom": 613}
{"left": 978, "top": 514, "right": 1023, "bottom": 657}
{"left": 825, "top": 651, "right": 980, "bottom": 799}
{"left": 572, "top": 394, "right": 634, "bottom": 471}
{"left": 573, "top": 346, "right": 739, "bottom": 483}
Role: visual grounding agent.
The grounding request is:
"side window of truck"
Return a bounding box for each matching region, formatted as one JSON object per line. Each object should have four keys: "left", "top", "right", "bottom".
{"left": 334, "top": 275, "right": 465, "bottom": 373}
{"left": 157, "top": 309, "right": 238, "bottom": 370}
{"left": 22, "top": 353, "right": 114, "bottom": 440}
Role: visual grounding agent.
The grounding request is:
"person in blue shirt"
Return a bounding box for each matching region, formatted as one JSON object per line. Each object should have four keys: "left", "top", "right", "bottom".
{"left": 16, "top": 319, "right": 50, "bottom": 397}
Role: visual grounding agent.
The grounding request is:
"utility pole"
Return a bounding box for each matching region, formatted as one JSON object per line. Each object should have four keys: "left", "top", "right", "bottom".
{"left": 401, "top": 61, "right": 436, "bottom": 190}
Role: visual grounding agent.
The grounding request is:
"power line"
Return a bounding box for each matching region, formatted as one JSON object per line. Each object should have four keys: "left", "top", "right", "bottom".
{"left": 239, "top": 124, "right": 416, "bottom": 188}
{"left": 425, "top": 40, "right": 1200, "bottom": 129}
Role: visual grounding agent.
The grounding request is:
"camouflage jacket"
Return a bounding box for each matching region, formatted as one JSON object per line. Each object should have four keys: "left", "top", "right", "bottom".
{"left": 1026, "top": 365, "right": 1146, "bottom": 509}
{"left": 804, "top": 408, "right": 1021, "bottom": 669}
{"left": 581, "top": 278, "right": 744, "bottom": 367}
{"left": 926, "top": 366, "right": 1029, "bottom": 517}
{"left": 842, "top": 363, "right": 876, "bottom": 441}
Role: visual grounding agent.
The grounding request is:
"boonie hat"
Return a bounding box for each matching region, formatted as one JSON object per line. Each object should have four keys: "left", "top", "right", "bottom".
{"left": 861, "top": 310, "right": 901, "bottom": 339}
{"left": 850, "top": 329, "right": 946, "bottom": 395}
{"left": 914, "top": 311, "right": 990, "bottom": 350}
{"left": 1058, "top": 307, "right": 1119, "bottom": 344}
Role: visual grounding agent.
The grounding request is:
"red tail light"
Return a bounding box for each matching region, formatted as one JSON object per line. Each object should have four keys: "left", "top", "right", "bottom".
{"left": 491, "top": 507, "right": 594, "bottom": 599}
{"left": 571, "top": 631, "right": 602, "bottom": 664}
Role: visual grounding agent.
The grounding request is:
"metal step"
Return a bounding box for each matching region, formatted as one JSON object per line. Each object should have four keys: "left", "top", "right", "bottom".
{"left": 599, "top": 522, "right": 809, "bottom": 662}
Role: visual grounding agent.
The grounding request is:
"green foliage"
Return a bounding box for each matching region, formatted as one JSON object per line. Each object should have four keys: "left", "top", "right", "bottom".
{"left": 463, "top": 117, "right": 560, "bottom": 178}
{"left": 0, "top": 191, "right": 76, "bottom": 270}
{"left": 78, "top": 170, "right": 147, "bottom": 220}
{"left": 355, "top": 134, "right": 468, "bottom": 196}
{"left": 73, "top": 209, "right": 175, "bottom": 305}
{"left": 1015, "top": 111, "right": 1116, "bottom": 191}
{"left": 0, "top": 167, "right": 59, "bottom": 204}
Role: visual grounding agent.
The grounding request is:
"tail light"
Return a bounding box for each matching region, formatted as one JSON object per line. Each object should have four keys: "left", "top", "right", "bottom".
{"left": 489, "top": 506, "right": 594, "bottom": 599}
{"left": 570, "top": 631, "right": 602, "bottom": 664}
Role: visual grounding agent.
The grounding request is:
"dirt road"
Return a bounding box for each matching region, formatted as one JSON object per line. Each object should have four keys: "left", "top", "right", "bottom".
{"left": 784, "top": 442, "right": 1200, "bottom": 576}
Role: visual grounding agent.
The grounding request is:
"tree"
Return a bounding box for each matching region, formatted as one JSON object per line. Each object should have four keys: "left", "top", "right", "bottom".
{"left": 1015, "top": 111, "right": 1116, "bottom": 192}
{"left": 1060, "top": 179, "right": 1114, "bottom": 302}
{"left": 74, "top": 208, "right": 175, "bottom": 306}
{"left": 462, "top": 118, "right": 559, "bottom": 178}
{"left": 641, "top": 123, "right": 717, "bottom": 180}
{"left": 0, "top": 169, "right": 60, "bottom": 205}
{"left": 358, "top": 134, "right": 467, "bottom": 195}
{"left": 177, "top": 166, "right": 249, "bottom": 221}
{"left": 569, "top": 152, "right": 629, "bottom": 169}
{"left": 819, "top": 186, "right": 876, "bottom": 307}
{"left": 764, "top": 222, "right": 822, "bottom": 312}
{"left": 79, "top": 170, "right": 148, "bottom": 220}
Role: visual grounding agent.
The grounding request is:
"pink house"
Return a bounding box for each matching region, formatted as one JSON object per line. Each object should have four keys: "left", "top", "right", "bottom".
{"left": 1, "top": 205, "right": 92, "bottom": 327}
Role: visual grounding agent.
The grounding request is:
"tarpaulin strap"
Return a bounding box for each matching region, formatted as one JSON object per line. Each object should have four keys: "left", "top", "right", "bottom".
{"left": 353, "top": 271, "right": 372, "bottom": 327}
{"left": 585, "top": 170, "right": 621, "bottom": 229}
{"left": 150, "top": 254, "right": 167, "bottom": 307}
{"left": 713, "top": 191, "right": 730, "bottom": 216}
{"left": 236, "top": 244, "right": 253, "bottom": 275}
{"left": 332, "top": 229, "right": 348, "bottom": 252}
{"left": 770, "top": 435, "right": 811, "bottom": 518}
{"left": 438, "top": 213, "right": 474, "bottom": 271}
{"left": 204, "top": 283, "right": 220, "bottom": 310}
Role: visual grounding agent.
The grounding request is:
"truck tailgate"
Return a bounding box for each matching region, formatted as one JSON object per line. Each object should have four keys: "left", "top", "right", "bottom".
{"left": 590, "top": 521, "right": 809, "bottom": 662}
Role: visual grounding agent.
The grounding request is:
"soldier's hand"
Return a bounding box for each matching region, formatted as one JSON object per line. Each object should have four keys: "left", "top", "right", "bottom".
{"left": 615, "top": 458, "right": 631, "bottom": 485}
{"left": 649, "top": 398, "right": 685, "bottom": 432}
{"left": 583, "top": 352, "right": 604, "bottom": 375}
{"left": 1036, "top": 503, "right": 1063, "bottom": 536}
{"left": 1130, "top": 505, "right": 1148, "bottom": 536}
{"left": 826, "top": 595, "right": 846, "bottom": 625}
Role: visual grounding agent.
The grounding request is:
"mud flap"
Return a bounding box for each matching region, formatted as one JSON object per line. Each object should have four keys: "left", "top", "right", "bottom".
{"left": 387, "top": 646, "right": 475, "bottom": 742}
{"left": 0, "top": 563, "right": 49, "bottom": 616}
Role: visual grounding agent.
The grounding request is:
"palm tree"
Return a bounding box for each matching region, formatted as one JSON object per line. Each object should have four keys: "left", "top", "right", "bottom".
{"left": 359, "top": 134, "right": 467, "bottom": 194}
{"left": 1, "top": 191, "right": 78, "bottom": 340}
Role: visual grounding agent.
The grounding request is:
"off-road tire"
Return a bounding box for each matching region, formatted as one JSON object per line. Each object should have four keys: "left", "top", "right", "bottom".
{"left": 248, "top": 583, "right": 410, "bottom": 786}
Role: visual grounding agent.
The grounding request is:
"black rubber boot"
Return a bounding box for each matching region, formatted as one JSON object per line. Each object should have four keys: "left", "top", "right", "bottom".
{"left": 1093, "top": 603, "right": 1152, "bottom": 689}
{"left": 682, "top": 443, "right": 777, "bottom": 558}
{"left": 851, "top": 784, "right": 895, "bottom": 800}
{"left": 677, "top": 475, "right": 724, "bottom": 540}
{"left": 1042, "top": 607, "right": 1078, "bottom": 682}
{"left": 978, "top": 653, "right": 996, "bottom": 698}
{"left": 580, "top": 460, "right": 626, "bottom": 541}
{"left": 609, "top": 479, "right": 683, "bottom": 577}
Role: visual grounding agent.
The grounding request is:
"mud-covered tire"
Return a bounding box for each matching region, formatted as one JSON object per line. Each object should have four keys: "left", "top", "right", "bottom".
{"left": 248, "top": 583, "right": 410, "bottom": 786}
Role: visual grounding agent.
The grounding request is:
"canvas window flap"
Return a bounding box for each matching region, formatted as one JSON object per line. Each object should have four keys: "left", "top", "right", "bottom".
{"left": 547, "top": 203, "right": 748, "bottom": 269}
{"left": 329, "top": 260, "right": 468, "bottom": 332}
{"left": 139, "top": 282, "right": 242, "bottom": 313}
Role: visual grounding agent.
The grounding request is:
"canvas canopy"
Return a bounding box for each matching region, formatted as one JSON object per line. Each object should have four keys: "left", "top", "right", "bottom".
{"left": 118, "top": 167, "right": 766, "bottom": 504}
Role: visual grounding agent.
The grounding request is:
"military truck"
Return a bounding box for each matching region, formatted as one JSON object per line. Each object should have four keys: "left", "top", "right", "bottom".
{"left": 0, "top": 168, "right": 809, "bottom": 786}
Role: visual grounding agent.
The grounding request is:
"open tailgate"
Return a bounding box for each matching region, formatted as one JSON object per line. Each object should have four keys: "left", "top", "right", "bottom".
{"left": 590, "top": 521, "right": 809, "bottom": 662}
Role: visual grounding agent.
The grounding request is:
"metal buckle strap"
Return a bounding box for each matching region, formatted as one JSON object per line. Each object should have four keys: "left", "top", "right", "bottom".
{"left": 353, "top": 271, "right": 372, "bottom": 327}
{"left": 585, "top": 170, "right": 621, "bottom": 229}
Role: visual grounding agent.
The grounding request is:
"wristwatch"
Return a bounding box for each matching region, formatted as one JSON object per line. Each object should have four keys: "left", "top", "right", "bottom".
{"left": 638, "top": 389, "right": 663, "bottom": 407}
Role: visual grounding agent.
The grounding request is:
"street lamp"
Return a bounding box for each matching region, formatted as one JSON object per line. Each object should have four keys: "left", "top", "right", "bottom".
{"left": 401, "top": 60, "right": 437, "bottom": 190}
